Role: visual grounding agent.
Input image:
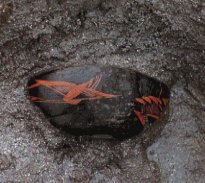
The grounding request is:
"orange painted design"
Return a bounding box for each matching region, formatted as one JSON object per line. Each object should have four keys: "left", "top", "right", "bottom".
{"left": 29, "top": 73, "right": 120, "bottom": 105}
{"left": 147, "top": 114, "right": 159, "bottom": 120}
{"left": 136, "top": 98, "right": 146, "bottom": 105}
{"left": 156, "top": 98, "right": 162, "bottom": 105}
{"left": 142, "top": 96, "right": 152, "bottom": 104}
{"left": 64, "top": 80, "right": 93, "bottom": 102}
{"left": 148, "top": 96, "right": 159, "bottom": 104}
{"left": 134, "top": 94, "right": 169, "bottom": 125}
{"left": 134, "top": 110, "right": 145, "bottom": 125}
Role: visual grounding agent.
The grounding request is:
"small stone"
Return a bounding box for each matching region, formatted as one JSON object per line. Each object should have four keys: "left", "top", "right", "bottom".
{"left": 28, "top": 66, "right": 170, "bottom": 139}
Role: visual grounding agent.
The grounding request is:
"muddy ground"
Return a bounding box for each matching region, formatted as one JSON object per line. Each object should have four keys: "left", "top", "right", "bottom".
{"left": 0, "top": 0, "right": 205, "bottom": 182}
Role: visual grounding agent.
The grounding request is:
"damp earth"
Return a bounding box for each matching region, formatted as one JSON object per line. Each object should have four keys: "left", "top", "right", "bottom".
{"left": 0, "top": 0, "right": 205, "bottom": 182}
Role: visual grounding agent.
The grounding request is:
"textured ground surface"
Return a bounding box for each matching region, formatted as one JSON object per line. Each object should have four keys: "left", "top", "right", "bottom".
{"left": 0, "top": 0, "right": 204, "bottom": 182}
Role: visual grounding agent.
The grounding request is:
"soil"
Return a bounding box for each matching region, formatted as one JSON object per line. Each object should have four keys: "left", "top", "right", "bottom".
{"left": 0, "top": 0, "right": 204, "bottom": 182}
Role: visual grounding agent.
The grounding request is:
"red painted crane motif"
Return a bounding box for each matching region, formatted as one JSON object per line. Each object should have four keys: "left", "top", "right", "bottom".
{"left": 28, "top": 73, "right": 120, "bottom": 105}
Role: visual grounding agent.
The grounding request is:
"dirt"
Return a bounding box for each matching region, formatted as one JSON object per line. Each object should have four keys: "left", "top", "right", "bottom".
{"left": 0, "top": 0, "right": 204, "bottom": 182}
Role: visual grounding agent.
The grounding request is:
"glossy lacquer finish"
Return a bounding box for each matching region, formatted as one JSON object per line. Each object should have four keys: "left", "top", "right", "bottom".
{"left": 28, "top": 66, "right": 170, "bottom": 139}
